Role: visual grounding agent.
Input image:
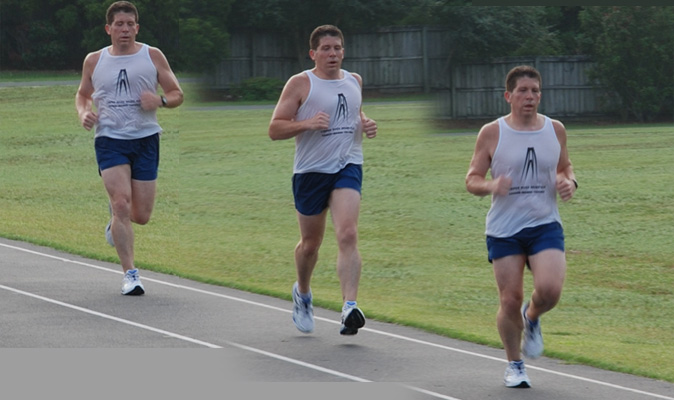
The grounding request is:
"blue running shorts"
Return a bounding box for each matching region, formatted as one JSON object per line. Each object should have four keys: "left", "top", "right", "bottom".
{"left": 486, "top": 221, "right": 565, "bottom": 263}
{"left": 292, "top": 163, "right": 362, "bottom": 216}
{"left": 94, "top": 133, "right": 160, "bottom": 181}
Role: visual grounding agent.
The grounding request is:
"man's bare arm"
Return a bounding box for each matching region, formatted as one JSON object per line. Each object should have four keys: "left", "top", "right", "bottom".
{"left": 268, "top": 73, "right": 328, "bottom": 140}
{"left": 465, "top": 121, "right": 511, "bottom": 197}
{"left": 75, "top": 51, "right": 100, "bottom": 131}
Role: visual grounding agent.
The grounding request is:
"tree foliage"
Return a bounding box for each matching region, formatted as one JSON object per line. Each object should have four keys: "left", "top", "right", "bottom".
{"left": 579, "top": 6, "right": 674, "bottom": 121}
{"left": 229, "top": 0, "right": 423, "bottom": 33}
{"left": 0, "top": 1, "right": 595, "bottom": 71}
{"left": 77, "top": 0, "right": 183, "bottom": 71}
{"left": 0, "top": 0, "right": 230, "bottom": 72}
{"left": 177, "top": 0, "right": 233, "bottom": 72}
{"left": 0, "top": 0, "right": 84, "bottom": 69}
{"left": 427, "top": 6, "right": 560, "bottom": 64}
{"left": 1, "top": 1, "right": 672, "bottom": 122}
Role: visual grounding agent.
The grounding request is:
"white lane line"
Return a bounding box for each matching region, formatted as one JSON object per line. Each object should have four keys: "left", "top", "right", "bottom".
{"left": 0, "top": 283, "right": 222, "bottom": 348}
{"left": 1, "top": 242, "right": 672, "bottom": 400}
{"left": 0, "top": 282, "right": 459, "bottom": 400}
{"left": 359, "top": 329, "right": 674, "bottom": 400}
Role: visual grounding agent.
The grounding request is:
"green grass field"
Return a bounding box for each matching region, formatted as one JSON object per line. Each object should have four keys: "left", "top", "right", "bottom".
{"left": 0, "top": 70, "right": 82, "bottom": 82}
{"left": 1, "top": 80, "right": 673, "bottom": 383}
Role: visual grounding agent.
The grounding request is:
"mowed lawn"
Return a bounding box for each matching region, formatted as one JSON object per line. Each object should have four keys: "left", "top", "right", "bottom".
{"left": 0, "top": 82, "right": 673, "bottom": 383}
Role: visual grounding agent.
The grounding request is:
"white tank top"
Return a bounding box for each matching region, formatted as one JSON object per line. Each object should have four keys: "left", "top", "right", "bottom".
{"left": 293, "top": 70, "right": 363, "bottom": 174}
{"left": 485, "top": 116, "right": 562, "bottom": 237}
{"left": 91, "top": 43, "right": 162, "bottom": 139}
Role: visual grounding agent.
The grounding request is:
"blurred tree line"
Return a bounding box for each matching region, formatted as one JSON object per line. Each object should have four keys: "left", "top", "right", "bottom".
{"left": 1, "top": 2, "right": 671, "bottom": 121}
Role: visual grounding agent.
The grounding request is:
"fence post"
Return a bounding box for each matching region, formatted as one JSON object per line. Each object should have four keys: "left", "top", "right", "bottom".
{"left": 250, "top": 31, "right": 257, "bottom": 79}
{"left": 422, "top": 26, "right": 429, "bottom": 94}
{"left": 450, "top": 65, "right": 457, "bottom": 119}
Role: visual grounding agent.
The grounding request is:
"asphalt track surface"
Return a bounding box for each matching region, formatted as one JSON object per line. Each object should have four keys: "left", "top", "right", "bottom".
{"left": 1, "top": 238, "right": 673, "bottom": 400}
{"left": 2, "top": 80, "right": 672, "bottom": 398}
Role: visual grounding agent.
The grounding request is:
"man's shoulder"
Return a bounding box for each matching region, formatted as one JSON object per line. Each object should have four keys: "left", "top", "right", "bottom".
{"left": 145, "top": 44, "right": 170, "bottom": 67}
{"left": 83, "top": 49, "right": 104, "bottom": 69}
{"left": 475, "top": 118, "right": 501, "bottom": 145}
{"left": 345, "top": 70, "right": 363, "bottom": 86}
{"left": 145, "top": 44, "right": 164, "bottom": 56}
{"left": 549, "top": 117, "right": 565, "bottom": 130}
{"left": 549, "top": 118, "right": 567, "bottom": 140}
{"left": 290, "top": 70, "right": 310, "bottom": 81}
{"left": 480, "top": 118, "right": 500, "bottom": 134}
{"left": 285, "top": 71, "right": 311, "bottom": 90}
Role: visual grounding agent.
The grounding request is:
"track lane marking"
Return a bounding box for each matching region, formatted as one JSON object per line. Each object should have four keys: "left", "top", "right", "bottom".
{"left": 0, "top": 280, "right": 460, "bottom": 399}
{"left": 1, "top": 242, "right": 672, "bottom": 400}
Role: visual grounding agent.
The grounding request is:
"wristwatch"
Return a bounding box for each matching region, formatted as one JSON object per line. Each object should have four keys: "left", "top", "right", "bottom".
{"left": 160, "top": 95, "right": 168, "bottom": 107}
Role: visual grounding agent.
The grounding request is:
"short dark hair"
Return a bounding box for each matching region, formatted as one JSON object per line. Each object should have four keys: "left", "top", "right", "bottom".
{"left": 505, "top": 65, "right": 542, "bottom": 92}
{"left": 106, "top": 1, "right": 138, "bottom": 25}
{"left": 309, "top": 25, "right": 344, "bottom": 50}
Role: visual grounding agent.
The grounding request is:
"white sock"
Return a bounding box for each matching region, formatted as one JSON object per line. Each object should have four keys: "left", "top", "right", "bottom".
{"left": 343, "top": 301, "right": 357, "bottom": 312}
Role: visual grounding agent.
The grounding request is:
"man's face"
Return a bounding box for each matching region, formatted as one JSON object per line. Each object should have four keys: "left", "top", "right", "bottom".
{"left": 505, "top": 76, "right": 541, "bottom": 115}
{"left": 105, "top": 12, "right": 139, "bottom": 47}
{"left": 310, "top": 35, "right": 344, "bottom": 72}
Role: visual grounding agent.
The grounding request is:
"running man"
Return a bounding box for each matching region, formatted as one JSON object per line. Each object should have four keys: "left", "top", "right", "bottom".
{"left": 75, "top": 1, "right": 183, "bottom": 295}
{"left": 465, "top": 65, "right": 577, "bottom": 388}
{"left": 269, "top": 25, "right": 378, "bottom": 335}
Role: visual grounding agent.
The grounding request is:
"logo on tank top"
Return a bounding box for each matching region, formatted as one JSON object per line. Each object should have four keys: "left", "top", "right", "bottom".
{"left": 335, "top": 93, "right": 348, "bottom": 123}
{"left": 116, "top": 69, "right": 130, "bottom": 96}
{"left": 521, "top": 147, "right": 538, "bottom": 182}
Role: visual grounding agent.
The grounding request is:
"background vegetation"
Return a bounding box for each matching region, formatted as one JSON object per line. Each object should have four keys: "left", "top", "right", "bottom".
{"left": 0, "top": 81, "right": 672, "bottom": 383}
{"left": 0, "top": 0, "right": 672, "bottom": 386}
{"left": 1, "top": 4, "right": 672, "bottom": 121}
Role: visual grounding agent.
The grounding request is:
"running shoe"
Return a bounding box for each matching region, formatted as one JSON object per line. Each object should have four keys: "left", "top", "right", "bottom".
{"left": 121, "top": 269, "right": 145, "bottom": 296}
{"left": 105, "top": 220, "right": 114, "bottom": 247}
{"left": 521, "top": 302, "right": 544, "bottom": 359}
{"left": 105, "top": 202, "right": 114, "bottom": 247}
{"left": 340, "top": 305, "right": 365, "bottom": 335}
{"left": 292, "top": 282, "right": 314, "bottom": 333}
{"left": 504, "top": 360, "right": 531, "bottom": 388}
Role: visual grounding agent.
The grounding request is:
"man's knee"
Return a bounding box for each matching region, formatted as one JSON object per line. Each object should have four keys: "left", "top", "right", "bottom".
{"left": 534, "top": 284, "right": 563, "bottom": 307}
{"left": 110, "top": 197, "right": 131, "bottom": 217}
{"left": 500, "top": 294, "right": 524, "bottom": 316}
{"left": 131, "top": 208, "right": 152, "bottom": 225}
{"left": 336, "top": 225, "right": 358, "bottom": 248}
{"left": 132, "top": 215, "right": 150, "bottom": 225}
{"left": 297, "top": 237, "right": 322, "bottom": 257}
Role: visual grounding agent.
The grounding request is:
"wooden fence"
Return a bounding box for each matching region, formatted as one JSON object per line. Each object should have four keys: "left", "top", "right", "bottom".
{"left": 208, "top": 26, "right": 449, "bottom": 93}
{"left": 208, "top": 27, "right": 605, "bottom": 119}
{"left": 435, "top": 56, "right": 605, "bottom": 119}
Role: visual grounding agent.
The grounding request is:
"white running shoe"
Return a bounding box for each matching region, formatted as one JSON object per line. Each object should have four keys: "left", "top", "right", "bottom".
{"left": 121, "top": 269, "right": 145, "bottom": 296}
{"left": 504, "top": 360, "right": 531, "bottom": 388}
{"left": 521, "top": 302, "right": 544, "bottom": 359}
{"left": 340, "top": 305, "right": 365, "bottom": 335}
{"left": 292, "top": 282, "right": 314, "bottom": 333}
{"left": 105, "top": 219, "right": 114, "bottom": 247}
{"left": 105, "top": 202, "right": 114, "bottom": 247}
